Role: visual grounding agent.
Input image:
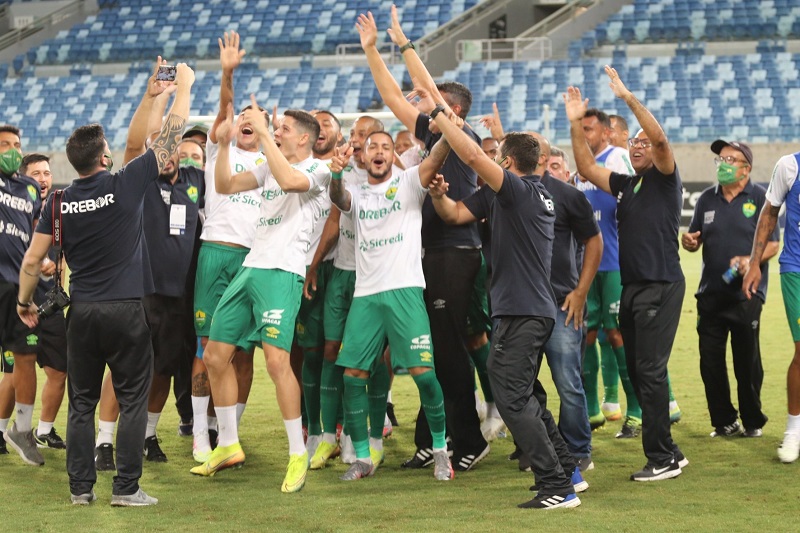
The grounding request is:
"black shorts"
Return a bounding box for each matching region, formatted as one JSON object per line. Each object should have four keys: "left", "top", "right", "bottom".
{"left": 0, "top": 280, "right": 40, "bottom": 355}
{"left": 37, "top": 310, "right": 67, "bottom": 372}
{"left": 144, "top": 293, "right": 191, "bottom": 377}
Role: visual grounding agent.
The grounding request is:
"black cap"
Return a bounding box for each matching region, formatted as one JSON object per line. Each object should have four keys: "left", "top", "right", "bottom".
{"left": 711, "top": 139, "right": 753, "bottom": 167}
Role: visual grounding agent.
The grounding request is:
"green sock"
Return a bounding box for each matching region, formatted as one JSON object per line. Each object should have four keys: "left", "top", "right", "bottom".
{"left": 343, "top": 375, "right": 370, "bottom": 459}
{"left": 412, "top": 370, "right": 447, "bottom": 450}
{"left": 320, "top": 359, "right": 343, "bottom": 434}
{"left": 368, "top": 361, "right": 390, "bottom": 440}
{"left": 302, "top": 349, "right": 324, "bottom": 435}
{"left": 613, "top": 344, "right": 641, "bottom": 418}
{"left": 469, "top": 342, "right": 494, "bottom": 403}
{"left": 668, "top": 373, "right": 675, "bottom": 402}
{"left": 599, "top": 339, "right": 619, "bottom": 404}
{"left": 582, "top": 340, "right": 601, "bottom": 417}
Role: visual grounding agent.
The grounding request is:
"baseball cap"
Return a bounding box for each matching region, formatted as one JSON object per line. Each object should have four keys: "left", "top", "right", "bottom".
{"left": 182, "top": 123, "right": 209, "bottom": 140}
{"left": 710, "top": 139, "right": 753, "bottom": 166}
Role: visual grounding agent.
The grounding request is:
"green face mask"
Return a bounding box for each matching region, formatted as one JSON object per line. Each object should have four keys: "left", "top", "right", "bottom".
{"left": 716, "top": 162, "right": 740, "bottom": 185}
{"left": 0, "top": 149, "right": 22, "bottom": 176}
{"left": 104, "top": 153, "right": 113, "bottom": 172}
{"left": 179, "top": 157, "right": 202, "bottom": 169}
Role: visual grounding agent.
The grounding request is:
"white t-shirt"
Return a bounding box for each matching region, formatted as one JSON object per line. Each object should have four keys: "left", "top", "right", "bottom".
{"left": 334, "top": 162, "right": 368, "bottom": 271}
{"left": 343, "top": 166, "right": 427, "bottom": 297}
{"left": 200, "top": 139, "right": 265, "bottom": 247}
{"left": 305, "top": 158, "right": 334, "bottom": 265}
{"left": 242, "top": 156, "right": 330, "bottom": 277}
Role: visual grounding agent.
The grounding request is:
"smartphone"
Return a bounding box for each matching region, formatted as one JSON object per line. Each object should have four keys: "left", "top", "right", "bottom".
{"left": 156, "top": 65, "right": 176, "bottom": 82}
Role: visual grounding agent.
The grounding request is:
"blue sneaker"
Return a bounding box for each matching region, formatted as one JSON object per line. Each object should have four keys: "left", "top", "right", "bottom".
{"left": 571, "top": 467, "right": 589, "bottom": 493}
{"left": 518, "top": 492, "right": 581, "bottom": 509}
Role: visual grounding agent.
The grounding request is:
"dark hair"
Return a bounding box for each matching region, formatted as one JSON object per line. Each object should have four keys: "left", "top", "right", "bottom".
{"left": 178, "top": 138, "right": 206, "bottom": 164}
{"left": 313, "top": 110, "right": 342, "bottom": 129}
{"left": 609, "top": 114, "right": 628, "bottom": 131}
{"left": 20, "top": 153, "right": 49, "bottom": 175}
{"left": 585, "top": 108, "right": 611, "bottom": 128}
{"left": 0, "top": 124, "right": 21, "bottom": 138}
{"left": 482, "top": 137, "right": 498, "bottom": 145}
{"left": 436, "top": 81, "right": 472, "bottom": 119}
{"left": 366, "top": 130, "right": 394, "bottom": 147}
{"left": 284, "top": 109, "right": 321, "bottom": 145}
{"left": 240, "top": 104, "right": 269, "bottom": 128}
{"left": 500, "top": 132, "right": 540, "bottom": 175}
{"left": 66, "top": 124, "right": 106, "bottom": 176}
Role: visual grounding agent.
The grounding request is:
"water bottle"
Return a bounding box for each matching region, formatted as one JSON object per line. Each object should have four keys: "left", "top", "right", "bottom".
{"left": 722, "top": 260, "right": 740, "bottom": 284}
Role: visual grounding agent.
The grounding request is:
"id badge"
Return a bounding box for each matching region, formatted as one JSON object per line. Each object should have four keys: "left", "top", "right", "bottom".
{"left": 170, "top": 204, "right": 187, "bottom": 235}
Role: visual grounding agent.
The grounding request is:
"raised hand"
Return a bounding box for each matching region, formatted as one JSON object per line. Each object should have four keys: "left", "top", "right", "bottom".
{"left": 219, "top": 31, "right": 246, "bottom": 72}
{"left": 387, "top": 4, "right": 409, "bottom": 47}
{"left": 605, "top": 65, "right": 632, "bottom": 100}
{"left": 147, "top": 56, "right": 170, "bottom": 97}
{"left": 242, "top": 94, "right": 269, "bottom": 137}
{"left": 428, "top": 173, "right": 449, "bottom": 198}
{"left": 331, "top": 144, "right": 354, "bottom": 173}
{"left": 356, "top": 12, "right": 379, "bottom": 50}
{"left": 408, "top": 78, "right": 437, "bottom": 114}
{"left": 174, "top": 62, "right": 195, "bottom": 89}
{"left": 562, "top": 86, "right": 588, "bottom": 122}
{"left": 478, "top": 102, "right": 504, "bottom": 140}
{"left": 216, "top": 103, "right": 236, "bottom": 146}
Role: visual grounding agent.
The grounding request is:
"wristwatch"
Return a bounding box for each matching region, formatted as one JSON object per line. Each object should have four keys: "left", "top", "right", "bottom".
{"left": 430, "top": 104, "right": 446, "bottom": 120}
{"left": 399, "top": 41, "right": 415, "bottom": 53}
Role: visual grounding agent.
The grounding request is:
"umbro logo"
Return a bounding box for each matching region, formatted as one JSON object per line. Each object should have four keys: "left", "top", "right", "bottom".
{"left": 433, "top": 299, "right": 446, "bottom": 309}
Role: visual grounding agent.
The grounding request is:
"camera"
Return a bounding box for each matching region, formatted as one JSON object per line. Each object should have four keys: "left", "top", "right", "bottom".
{"left": 38, "top": 285, "right": 70, "bottom": 319}
{"left": 156, "top": 65, "right": 176, "bottom": 82}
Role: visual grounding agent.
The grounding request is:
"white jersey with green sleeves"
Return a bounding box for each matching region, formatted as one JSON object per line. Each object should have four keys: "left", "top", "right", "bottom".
{"left": 765, "top": 153, "right": 797, "bottom": 207}
{"left": 200, "top": 138, "right": 265, "bottom": 247}
{"left": 344, "top": 166, "right": 427, "bottom": 297}
{"left": 305, "top": 157, "right": 334, "bottom": 265}
{"left": 243, "top": 156, "right": 331, "bottom": 277}
{"left": 577, "top": 145, "right": 634, "bottom": 193}
{"left": 334, "top": 160, "right": 368, "bottom": 271}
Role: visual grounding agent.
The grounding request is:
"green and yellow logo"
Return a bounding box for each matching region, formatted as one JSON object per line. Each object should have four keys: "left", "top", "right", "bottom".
{"left": 187, "top": 186, "right": 199, "bottom": 203}
{"left": 195, "top": 310, "right": 207, "bottom": 328}
{"left": 385, "top": 186, "right": 398, "bottom": 201}
{"left": 26, "top": 334, "right": 38, "bottom": 346}
{"left": 266, "top": 327, "right": 280, "bottom": 339}
{"left": 27, "top": 184, "right": 38, "bottom": 201}
{"left": 255, "top": 157, "right": 266, "bottom": 166}
{"left": 296, "top": 323, "right": 305, "bottom": 335}
{"left": 633, "top": 177, "right": 643, "bottom": 194}
{"left": 742, "top": 201, "right": 756, "bottom": 218}
{"left": 3, "top": 350, "right": 13, "bottom": 366}
{"left": 420, "top": 351, "right": 433, "bottom": 363}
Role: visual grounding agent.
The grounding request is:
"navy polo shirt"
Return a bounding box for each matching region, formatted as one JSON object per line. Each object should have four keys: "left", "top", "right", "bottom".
{"left": 462, "top": 169, "right": 557, "bottom": 319}
{"left": 609, "top": 164, "right": 684, "bottom": 285}
{"left": 34, "top": 194, "right": 61, "bottom": 301}
{"left": 540, "top": 172, "right": 600, "bottom": 305}
{"left": 0, "top": 172, "right": 42, "bottom": 285}
{"left": 143, "top": 166, "right": 205, "bottom": 297}
{"left": 37, "top": 150, "right": 159, "bottom": 303}
{"left": 415, "top": 113, "right": 481, "bottom": 249}
{"left": 689, "top": 180, "right": 778, "bottom": 302}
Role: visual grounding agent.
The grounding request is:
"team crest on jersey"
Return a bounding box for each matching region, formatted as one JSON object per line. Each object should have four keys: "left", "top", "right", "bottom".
{"left": 195, "top": 310, "right": 207, "bottom": 327}
{"left": 255, "top": 157, "right": 266, "bottom": 165}
{"left": 186, "top": 186, "right": 199, "bottom": 203}
{"left": 296, "top": 323, "right": 305, "bottom": 335}
{"left": 3, "top": 350, "right": 13, "bottom": 366}
{"left": 385, "top": 186, "right": 398, "bottom": 201}
{"left": 742, "top": 201, "right": 756, "bottom": 218}
{"left": 27, "top": 185, "right": 37, "bottom": 201}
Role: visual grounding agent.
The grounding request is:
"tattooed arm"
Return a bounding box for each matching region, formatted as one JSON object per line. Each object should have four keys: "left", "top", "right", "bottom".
{"left": 329, "top": 144, "right": 353, "bottom": 212}
{"left": 149, "top": 63, "right": 195, "bottom": 173}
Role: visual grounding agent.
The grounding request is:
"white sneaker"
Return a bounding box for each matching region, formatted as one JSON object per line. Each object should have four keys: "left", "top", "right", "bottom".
{"left": 339, "top": 433, "right": 356, "bottom": 464}
{"left": 778, "top": 432, "right": 800, "bottom": 463}
{"left": 306, "top": 434, "right": 322, "bottom": 457}
{"left": 480, "top": 416, "right": 506, "bottom": 442}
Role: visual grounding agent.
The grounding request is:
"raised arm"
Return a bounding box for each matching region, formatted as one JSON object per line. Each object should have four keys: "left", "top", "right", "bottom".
{"left": 417, "top": 135, "right": 450, "bottom": 188}
{"left": 329, "top": 145, "right": 354, "bottom": 212}
{"left": 209, "top": 32, "right": 246, "bottom": 144}
{"left": 150, "top": 63, "right": 194, "bottom": 173}
{"left": 564, "top": 86, "right": 613, "bottom": 194}
{"left": 428, "top": 174, "right": 477, "bottom": 226}
{"left": 478, "top": 102, "right": 505, "bottom": 141}
{"left": 742, "top": 202, "right": 781, "bottom": 300}
{"left": 124, "top": 57, "right": 170, "bottom": 165}
{"left": 214, "top": 103, "right": 259, "bottom": 194}
{"left": 605, "top": 65, "right": 674, "bottom": 175}
{"left": 357, "top": 12, "right": 419, "bottom": 131}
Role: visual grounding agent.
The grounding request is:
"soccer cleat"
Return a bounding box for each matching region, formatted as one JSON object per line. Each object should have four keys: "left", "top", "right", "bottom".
{"left": 577, "top": 456, "right": 594, "bottom": 472}
{"left": 0, "top": 432, "right": 7, "bottom": 454}
{"left": 710, "top": 421, "right": 743, "bottom": 438}
{"left": 382, "top": 418, "right": 393, "bottom": 438}
{"left": 95, "top": 443, "right": 115, "bottom": 471}
{"left": 480, "top": 416, "right": 506, "bottom": 442}
{"left": 601, "top": 402, "right": 622, "bottom": 421}
{"left": 340, "top": 459, "right": 375, "bottom": 481}
{"left": 339, "top": 433, "right": 356, "bottom": 464}
{"left": 310, "top": 440, "right": 339, "bottom": 470}
{"left": 453, "top": 444, "right": 490, "bottom": 472}
{"left": 4, "top": 423, "right": 45, "bottom": 466}
{"left": 143, "top": 435, "right": 168, "bottom": 462}
{"left": 34, "top": 428, "right": 67, "bottom": 449}
{"left": 110, "top": 488, "right": 158, "bottom": 507}
{"left": 306, "top": 434, "right": 322, "bottom": 458}
{"left": 192, "top": 436, "right": 212, "bottom": 464}
{"left": 190, "top": 442, "right": 245, "bottom": 477}
{"left": 742, "top": 428, "right": 763, "bottom": 438}
{"left": 281, "top": 451, "right": 309, "bottom": 493}
{"left": 630, "top": 460, "right": 681, "bottom": 481}
{"left": 177, "top": 418, "right": 193, "bottom": 437}
{"left": 615, "top": 416, "right": 642, "bottom": 439}
{"left": 778, "top": 432, "right": 800, "bottom": 463}
{"left": 571, "top": 467, "right": 589, "bottom": 493}
{"left": 589, "top": 413, "right": 606, "bottom": 431}
{"left": 370, "top": 446, "right": 385, "bottom": 470}
{"left": 71, "top": 491, "right": 97, "bottom": 505}
{"left": 386, "top": 402, "right": 399, "bottom": 426}
{"left": 518, "top": 492, "right": 581, "bottom": 510}
{"left": 669, "top": 405, "right": 682, "bottom": 424}
{"left": 433, "top": 450, "right": 454, "bottom": 481}
{"left": 402, "top": 447, "right": 434, "bottom": 469}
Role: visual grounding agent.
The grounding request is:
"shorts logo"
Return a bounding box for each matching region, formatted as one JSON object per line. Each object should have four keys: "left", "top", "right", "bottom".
{"left": 3, "top": 350, "right": 13, "bottom": 366}
{"left": 419, "top": 351, "right": 433, "bottom": 363}
{"left": 26, "top": 334, "right": 38, "bottom": 346}
{"left": 187, "top": 186, "right": 199, "bottom": 203}
{"left": 742, "top": 202, "right": 756, "bottom": 218}
{"left": 195, "top": 310, "right": 207, "bottom": 327}
{"left": 265, "top": 327, "right": 280, "bottom": 339}
{"left": 296, "top": 323, "right": 306, "bottom": 335}
{"left": 410, "top": 334, "right": 431, "bottom": 350}
{"left": 263, "top": 309, "right": 284, "bottom": 325}
{"left": 608, "top": 301, "right": 620, "bottom": 315}
{"left": 433, "top": 299, "right": 446, "bottom": 309}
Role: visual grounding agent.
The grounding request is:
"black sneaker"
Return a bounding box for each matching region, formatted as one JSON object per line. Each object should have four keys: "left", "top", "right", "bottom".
{"left": 143, "top": 435, "right": 168, "bottom": 462}
{"left": 630, "top": 460, "right": 681, "bottom": 481}
{"left": 402, "top": 447, "right": 435, "bottom": 468}
{"left": 34, "top": 428, "right": 67, "bottom": 449}
{"left": 508, "top": 443, "right": 523, "bottom": 461}
{"left": 518, "top": 492, "right": 581, "bottom": 510}
{"left": 518, "top": 453, "right": 531, "bottom": 472}
{"left": 0, "top": 432, "right": 8, "bottom": 454}
{"left": 386, "top": 402, "right": 399, "bottom": 427}
{"left": 674, "top": 450, "right": 689, "bottom": 468}
{"left": 177, "top": 418, "right": 193, "bottom": 437}
{"left": 615, "top": 416, "right": 642, "bottom": 439}
{"left": 742, "top": 427, "right": 763, "bottom": 438}
{"left": 453, "top": 444, "right": 490, "bottom": 472}
{"left": 95, "top": 443, "right": 116, "bottom": 471}
{"left": 209, "top": 429, "right": 218, "bottom": 451}
{"left": 710, "top": 421, "right": 743, "bottom": 437}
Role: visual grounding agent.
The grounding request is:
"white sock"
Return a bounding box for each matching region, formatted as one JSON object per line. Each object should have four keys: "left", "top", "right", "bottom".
{"left": 97, "top": 420, "right": 116, "bottom": 446}
{"left": 487, "top": 402, "right": 500, "bottom": 419}
{"left": 0, "top": 418, "right": 9, "bottom": 433}
{"left": 207, "top": 416, "right": 218, "bottom": 432}
{"left": 369, "top": 437, "right": 383, "bottom": 452}
{"left": 432, "top": 446, "right": 447, "bottom": 454}
{"left": 322, "top": 432, "right": 336, "bottom": 445}
{"left": 384, "top": 413, "right": 391, "bottom": 426}
{"left": 669, "top": 400, "right": 679, "bottom": 411}
{"left": 787, "top": 414, "right": 800, "bottom": 435}
{"left": 236, "top": 402, "right": 246, "bottom": 427}
{"left": 386, "top": 391, "right": 392, "bottom": 404}
{"left": 215, "top": 405, "right": 238, "bottom": 448}
{"left": 192, "top": 395, "right": 209, "bottom": 437}
{"left": 37, "top": 420, "right": 53, "bottom": 437}
{"left": 284, "top": 417, "right": 305, "bottom": 455}
{"left": 13, "top": 403, "right": 34, "bottom": 432}
{"left": 145, "top": 412, "right": 161, "bottom": 438}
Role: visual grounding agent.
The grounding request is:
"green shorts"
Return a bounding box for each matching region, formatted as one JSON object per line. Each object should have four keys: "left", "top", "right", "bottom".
{"left": 465, "top": 252, "right": 491, "bottom": 337}
{"left": 209, "top": 267, "right": 303, "bottom": 352}
{"left": 296, "top": 261, "right": 334, "bottom": 349}
{"left": 337, "top": 287, "right": 434, "bottom": 372}
{"left": 781, "top": 272, "right": 800, "bottom": 342}
{"left": 586, "top": 270, "right": 622, "bottom": 331}
{"left": 194, "top": 242, "right": 250, "bottom": 337}
{"left": 323, "top": 267, "right": 356, "bottom": 343}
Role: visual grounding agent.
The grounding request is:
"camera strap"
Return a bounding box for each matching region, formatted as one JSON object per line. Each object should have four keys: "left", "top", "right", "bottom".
{"left": 50, "top": 189, "right": 64, "bottom": 287}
